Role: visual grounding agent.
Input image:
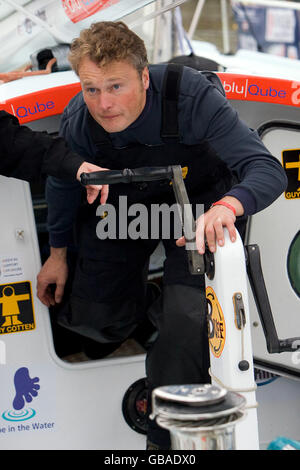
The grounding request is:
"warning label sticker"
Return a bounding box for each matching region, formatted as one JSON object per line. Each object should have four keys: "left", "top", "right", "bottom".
{"left": 0, "top": 281, "right": 35, "bottom": 335}
{"left": 0, "top": 255, "right": 24, "bottom": 282}
{"left": 282, "top": 149, "right": 300, "bottom": 199}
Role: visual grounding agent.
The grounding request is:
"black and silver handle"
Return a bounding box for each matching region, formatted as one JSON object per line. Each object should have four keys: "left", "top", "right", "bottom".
{"left": 81, "top": 165, "right": 205, "bottom": 275}
{"left": 246, "top": 244, "right": 300, "bottom": 353}
{"left": 80, "top": 166, "right": 174, "bottom": 186}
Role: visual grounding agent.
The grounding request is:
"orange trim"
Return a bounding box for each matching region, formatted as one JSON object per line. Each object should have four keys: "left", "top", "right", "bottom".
{"left": 217, "top": 73, "right": 300, "bottom": 107}
{"left": 61, "top": 0, "right": 119, "bottom": 24}
{"left": 0, "top": 73, "right": 299, "bottom": 126}
{"left": 0, "top": 82, "right": 81, "bottom": 124}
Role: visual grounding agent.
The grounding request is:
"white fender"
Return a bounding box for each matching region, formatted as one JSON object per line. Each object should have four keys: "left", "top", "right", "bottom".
{"left": 206, "top": 229, "right": 259, "bottom": 450}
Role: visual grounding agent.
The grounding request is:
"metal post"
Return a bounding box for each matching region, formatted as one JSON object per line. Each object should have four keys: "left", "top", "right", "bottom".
{"left": 187, "top": 0, "right": 206, "bottom": 40}
{"left": 151, "top": 384, "right": 246, "bottom": 450}
{"left": 220, "top": 0, "right": 231, "bottom": 53}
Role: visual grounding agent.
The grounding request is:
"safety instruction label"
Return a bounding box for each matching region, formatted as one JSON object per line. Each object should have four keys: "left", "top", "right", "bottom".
{"left": 0, "top": 281, "right": 35, "bottom": 335}
{"left": 206, "top": 286, "right": 226, "bottom": 358}
{"left": 282, "top": 149, "right": 300, "bottom": 199}
{"left": 0, "top": 255, "right": 24, "bottom": 282}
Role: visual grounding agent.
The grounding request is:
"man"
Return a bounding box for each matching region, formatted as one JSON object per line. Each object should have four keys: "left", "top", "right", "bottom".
{"left": 0, "top": 110, "right": 107, "bottom": 201}
{"left": 37, "top": 22, "right": 287, "bottom": 448}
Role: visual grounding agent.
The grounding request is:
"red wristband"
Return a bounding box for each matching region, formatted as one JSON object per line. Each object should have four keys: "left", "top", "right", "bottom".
{"left": 211, "top": 201, "right": 236, "bottom": 215}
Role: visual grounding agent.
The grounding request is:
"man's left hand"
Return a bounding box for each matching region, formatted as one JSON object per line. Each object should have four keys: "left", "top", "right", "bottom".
{"left": 176, "top": 196, "right": 244, "bottom": 254}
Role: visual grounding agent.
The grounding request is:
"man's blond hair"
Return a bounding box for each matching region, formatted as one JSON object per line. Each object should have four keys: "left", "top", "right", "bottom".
{"left": 68, "top": 21, "right": 148, "bottom": 75}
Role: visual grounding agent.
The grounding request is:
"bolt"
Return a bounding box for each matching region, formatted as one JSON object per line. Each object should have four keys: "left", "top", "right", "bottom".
{"left": 15, "top": 229, "right": 24, "bottom": 240}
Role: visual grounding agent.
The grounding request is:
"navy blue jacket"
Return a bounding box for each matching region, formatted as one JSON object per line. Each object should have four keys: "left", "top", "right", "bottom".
{"left": 0, "top": 110, "right": 84, "bottom": 182}
{"left": 47, "top": 64, "right": 287, "bottom": 247}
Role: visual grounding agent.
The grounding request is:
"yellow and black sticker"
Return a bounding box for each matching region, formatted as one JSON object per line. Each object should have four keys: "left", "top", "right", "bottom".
{"left": 282, "top": 149, "right": 300, "bottom": 199}
{"left": 0, "top": 281, "right": 35, "bottom": 335}
{"left": 169, "top": 166, "right": 188, "bottom": 185}
{"left": 206, "top": 286, "right": 226, "bottom": 358}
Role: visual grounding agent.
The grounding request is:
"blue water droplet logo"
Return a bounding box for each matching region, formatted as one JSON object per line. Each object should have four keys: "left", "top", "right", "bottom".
{"left": 2, "top": 407, "right": 36, "bottom": 422}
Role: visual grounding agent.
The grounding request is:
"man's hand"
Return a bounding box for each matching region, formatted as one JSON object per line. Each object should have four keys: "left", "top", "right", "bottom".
{"left": 76, "top": 161, "right": 109, "bottom": 205}
{"left": 176, "top": 196, "right": 244, "bottom": 254}
{"left": 37, "top": 248, "right": 68, "bottom": 307}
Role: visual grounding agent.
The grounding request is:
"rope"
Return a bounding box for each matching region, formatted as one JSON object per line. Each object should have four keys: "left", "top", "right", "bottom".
{"left": 208, "top": 368, "right": 258, "bottom": 410}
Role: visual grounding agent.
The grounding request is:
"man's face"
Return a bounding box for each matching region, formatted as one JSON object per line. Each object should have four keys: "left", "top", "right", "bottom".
{"left": 79, "top": 57, "right": 149, "bottom": 133}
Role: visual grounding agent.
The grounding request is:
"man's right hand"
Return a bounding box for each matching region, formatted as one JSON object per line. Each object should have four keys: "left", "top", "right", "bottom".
{"left": 76, "top": 161, "right": 109, "bottom": 205}
{"left": 37, "top": 247, "right": 68, "bottom": 307}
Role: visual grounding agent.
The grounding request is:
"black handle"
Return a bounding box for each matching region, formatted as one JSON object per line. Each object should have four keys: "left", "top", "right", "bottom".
{"left": 80, "top": 166, "right": 173, "bottom": 186}
{"left": 246, "top": 244, "right": 300, "bottom": 353}
{"left": 81, "top": 165, "right": 206, "bottom": 276}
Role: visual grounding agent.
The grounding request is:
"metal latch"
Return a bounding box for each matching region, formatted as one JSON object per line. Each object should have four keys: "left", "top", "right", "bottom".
{"left": 233, "top": 292, "right": 246, "bottom": 330}
{"left": 233, "top": 292, "right": 249, "bottom": 371}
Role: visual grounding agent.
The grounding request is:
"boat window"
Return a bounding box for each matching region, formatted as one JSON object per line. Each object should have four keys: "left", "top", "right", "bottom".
{"left": 287, "top": 231, "right": 300, "bottom": 298}
{"left": 23, "top": 114, "right": 162, "bottom": 362}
